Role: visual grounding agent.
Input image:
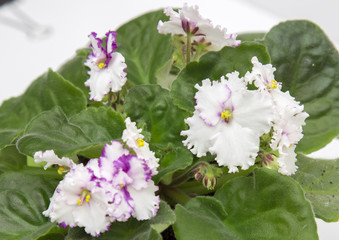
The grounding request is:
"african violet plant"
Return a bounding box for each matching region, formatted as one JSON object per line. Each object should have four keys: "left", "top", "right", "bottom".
{"left": 0, "top": 3, "right": 338, "bottom": 240}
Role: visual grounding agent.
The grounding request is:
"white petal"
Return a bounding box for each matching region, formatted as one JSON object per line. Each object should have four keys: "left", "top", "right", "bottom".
{"left": 157, "top": 20, "right": 184, "bottom": 35}
{"left": 246, "top": 56, "right": 278, "bottom": 91}
{"left": 107, "top": 52, "right": 127, "bottom": 92}
{"left": 195, "top": 78, "right": 231, "bottom": 126}
{"left": 134, "top": 141, "right": 159, "bottom": 176}
{"left": 44, "top": 164, "right": 110, "bottom": 233}
{"left": 224, "top": 72, "right": 247, "bottom": 92}
{"left": 232, "top": 90, "right": 273, "bottom": 136}
{"left": 107, "top": 189, "right": 134, "bottom": 222}
{"left": 209, "top": 122, "right": 259, "bottom": 172}
{"left": 181, "top": 111, "right": 219, "bottom": 157}
{"left": 278, "top": 145, "right": 298, "bottom": 176}
{"left": 34, "top": 150, "right": 74, "bottom": 170}
{"left": 198, "top": 24, "right": 241, "bottom": 50}
{"left": 128, "top": 181, "right": 160, "bottom": 220}
{"left": 157, "top": 3, "right": 240, "bottom": 50}
{"left": 122, "top": 117, "right": 142, "bottom": 149}
{"left": 271, "top": 90, "right": 307, "bottom": 118}
{"left": 271, "top": 109, "right": 307, "bottom": 151}
{"left": 128, "top": 157, "right": 150, "bottom": 190}
{"left": 84, "top": 69, "right": 111, "bottom": 101}
{"left": 99, "top": 141, "right": 129, "bottom": 181}
{"left": 73, "top": 191, "right": 111, "bottom": 237}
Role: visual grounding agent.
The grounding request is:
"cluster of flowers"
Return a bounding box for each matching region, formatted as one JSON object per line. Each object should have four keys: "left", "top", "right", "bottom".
{"left": 34, "top": 2, "right": 309, "bottom": 237}
{"left": 182, "top": 57, "right": 309, "bottom": 175}
{"left": 34, "top": 118, "right": 160, "bottom": 236}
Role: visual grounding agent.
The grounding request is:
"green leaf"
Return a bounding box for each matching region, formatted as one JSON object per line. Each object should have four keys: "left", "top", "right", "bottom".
{"left": 0, "top": 172, "right": 59, "bottom": 240}
{"left": 237, "top": 32, "right": 266, "bottom": 42}
{"left": 174, "top": 197, "right": 236, "bottom": 240}
{"left": 263, "top": 20, "right": 339, "bottom": 153}
{"left": 65, "top": 201, "right": 174, "bottom": 240}
{"left": 124, "top": 85, "right": 187, "bottom": 147}
{"left": 0, "top": 70, "right": 87, "bottom": 149}
{"left": 17, "top": 107, "right": 125, "bottom": 157}
{"left": 58, "top": 55, "right": 90, "bottom": 98}
{"left": 0, "top": 145, "right": 26, "bottom": 173}
{"left": 149, "top": 201, "right": 176, "bottom": 233}
{"left": 174, "top": 168, "right": 318, "bottom": 240}
{"left": 153, "top": 147, "right": 193, "bottom": 184}
{"left": 293, "top": 154, "right": 339, "bottom": 222}
{"left": 116, "top": 10, "right": 173, "bottom": 85}
{"left": 171, "top": 42, "right": 271, "bottom": 113}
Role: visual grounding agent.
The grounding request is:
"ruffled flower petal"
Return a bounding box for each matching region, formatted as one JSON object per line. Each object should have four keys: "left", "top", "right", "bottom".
{"left": 181, "top": 111, "right": 219, "bottom": 157}
{"left": 277, "top": 145, "right": 298, "bottom": 176}
{"left": 128, "top": 181, "right": 160, "bottom": 220}
{"left": 157, "top": 3, "right": 240, "bottom": 50}
{"left": 34, "top": 150, "right": 74, "bottom": 170}
{"left": 108, "top": 52, "right": 127, "bottom": 92}
{"left": 122, "top": 117, "right": 159, "bottom": 175}
{"left": 209, "top": 122, "right": 259, "bottom": 172}
{"left": 245, "top": 56, "right": 279, "bottom": 91}
{"left": 194, "top": 79, "right": 231, "bottom": 126}
{"left": 84, "top": 69, "right": 112, "bottom": 101}
{"left": 232, "top": 90, "right": 273, "bottom": 136}
{"left": 44, "top": 164, "right": 111, "bottom": 236}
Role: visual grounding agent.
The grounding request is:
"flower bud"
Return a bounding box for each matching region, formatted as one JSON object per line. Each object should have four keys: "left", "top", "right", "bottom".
{"left": 262, "top": 153, "right": 280, "bottom": 171}
{"left": 203, "top": 172, "right": 217, "bottom": 190}
{"left": 193, "top": 162, "right": 223, "bottom": 190}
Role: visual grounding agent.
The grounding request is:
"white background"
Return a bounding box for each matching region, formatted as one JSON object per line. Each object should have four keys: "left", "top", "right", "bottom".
{"left": 0, "top": 0, "right": 338, "bottom": 239}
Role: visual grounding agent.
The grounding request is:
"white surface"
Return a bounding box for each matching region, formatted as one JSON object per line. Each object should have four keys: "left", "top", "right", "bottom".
{"left": 0, "top": 0, "right": 338, "bottom": 239}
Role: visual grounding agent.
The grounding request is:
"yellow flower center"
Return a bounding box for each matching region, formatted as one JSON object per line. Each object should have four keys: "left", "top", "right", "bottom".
{"left": 77, "top": 190, "right": 91, "bottom": 206}
{"left": 137, "top": 138, "right": 145, "bottom": 147}
{"left": 57, "top": 166, "right": 65, "bottom": 175}
{"left": 270, "top": 79, "right": 278, "bottom": 89}
{"left": 221, "top": 108, "right": 233, "bottom": 123}
{"left": 97, "top": 62, "right": 106, "bottom": 69}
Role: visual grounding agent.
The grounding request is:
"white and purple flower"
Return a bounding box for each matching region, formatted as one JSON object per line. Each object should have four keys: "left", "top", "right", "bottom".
{"left": 182, "top": 73, "right": 274, "bottom": 172}
{"left": 122, "top": 117, "right": 159, "bottom": 175}
{"left": 34, "top": 150, "right": 74, "bottom": 174}
{"left": 43, "top": 163, "right": 111, "bottom": 237}
{"left": 157, "top": 3, "right": 241, "bottom": 51}
{"left": 95, "top": 141, "right": 159, "bottom": 221}
{"left": 85, "top": 31, "right": 127, "bottom": 101}
{"left": 244, "top": 57, "right": 309, "bottom": 175}
{"left": 36, "top": 125, "right": 159, "bottom": 236}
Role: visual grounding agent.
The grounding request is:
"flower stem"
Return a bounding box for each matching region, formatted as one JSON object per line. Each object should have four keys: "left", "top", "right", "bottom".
{"left": 186, "top": 33, "right": 191, "bottom": 64}
{"left": 160, "top": 184, "right": 191, "bottom": 206}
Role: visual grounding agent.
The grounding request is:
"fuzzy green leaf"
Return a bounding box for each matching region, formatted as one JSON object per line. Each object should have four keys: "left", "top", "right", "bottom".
{"left": 293, "top": 154, "right": 339, "bottom": 222}
{"left": 174, "top": 168, "right": 318, "bottom": 240}
{"left": 17, "top": 107, "right": 124, "bottom": 157}
{"left": 0, "top": 172, "right": 59, "bottom": 240}
{"left": 124, "top": 85, "right": 187, "bottom": 147}
{"left": 116, "top": 10, "right": 172, "bottom": 85}
{"left": 0, "top": 70, "right": 87, "bottom": 149}
{"left": 153, "top": 147, "right": 193, "bottom": 184}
